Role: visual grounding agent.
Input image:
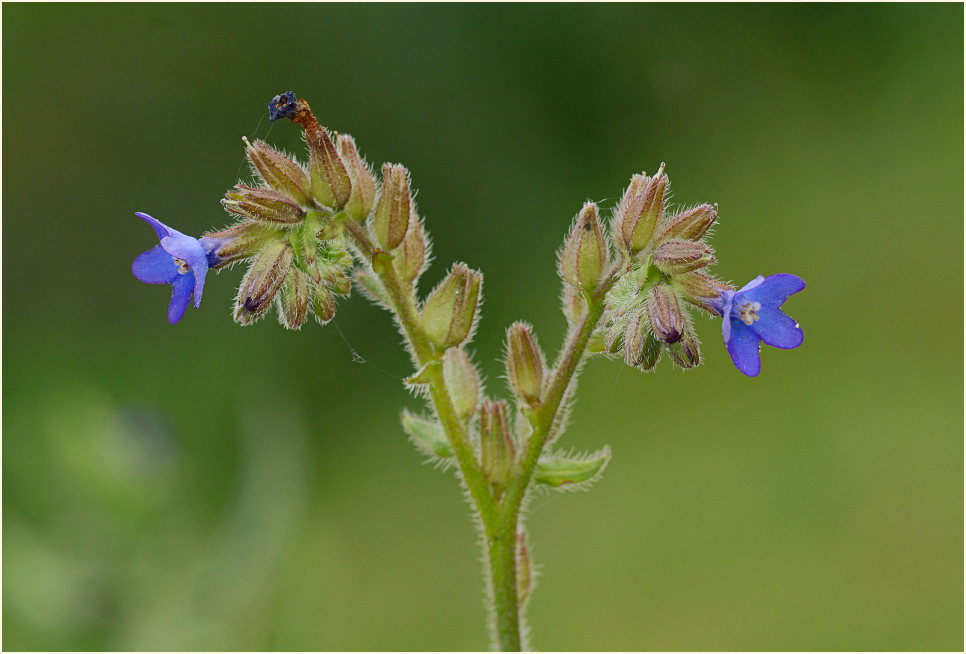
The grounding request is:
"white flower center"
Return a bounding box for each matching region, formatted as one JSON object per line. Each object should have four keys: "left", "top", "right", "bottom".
{"left": 174, "top": 258, "right": 190, "bottom": 274}
{"left": 737, "top": 300, "right": 761, "bottom": 326}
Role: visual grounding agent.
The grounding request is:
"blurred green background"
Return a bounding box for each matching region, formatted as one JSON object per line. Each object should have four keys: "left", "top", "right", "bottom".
{"left": 3, "top": 4, "right": 962, "bottom": 651}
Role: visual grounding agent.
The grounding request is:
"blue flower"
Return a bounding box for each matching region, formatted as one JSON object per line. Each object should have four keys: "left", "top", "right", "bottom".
{"left": 131, "top": 212, "right": 212, "bottom": 324}
{"left": 716, "top": 274, "right": 805, "bottom": 377}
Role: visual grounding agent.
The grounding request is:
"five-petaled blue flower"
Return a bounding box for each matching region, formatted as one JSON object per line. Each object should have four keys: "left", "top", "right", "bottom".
{"left": 715, "top": 274, "right": 805, "bottom": 377}
{"left": 131, "top": 212, "right": 212, "bottom": 324}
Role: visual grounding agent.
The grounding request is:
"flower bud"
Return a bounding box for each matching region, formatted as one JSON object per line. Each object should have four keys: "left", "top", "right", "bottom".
{"left": 671, "top": 271, "right": 733, "bottom": 316}
{"left": 234, "top": 241, "right": 293, "bottom": 325}
{"left": 443, "top": 347, "right": 480, "bottom": 422}
{"left": 505, "top": 322, "right": 545, "bottom": 407}
{"left": 393, "top": 213, "right": 427, "bottom": 284}
{"left": 620, "top": 164, "right": 667, "bottom": 253}
{"left": 657, "top": 203, "right": 717, "bottom": 243}
{"left": 561, "top": 283, "right": 583, "bottom": 326}
{"left": 202, "top": 222, "right": 280, "bottom": 269}
{"left": 560, "top": 202, "right": 608, "bottom": 292}
{"left": 306, "top": 125, "right": 352, "bottom": 209}
{"left": 337, "top": 134, "right": 376, "bottom": 222}
{"left": 223, "top": 185, "right": 305, "bottom": 225}
{"left": 373, "top": 163, "right": 412, "bottom": 251}
{"left": 243, "top": 137, "right": 312, "bottom": 205}
{"left": 278, "top": 266, "right": 310, "bottom": 330}
{"left": 620, "top": 307, "right": 662, "bottom": 370}
{"left": 422, "top": 263, "right": 482, "bottom": 348}
{"left": 652, "top": 240, "right": 716, "bottom": 275}
{"left": 480, "top": 399, "right": 515, "bottom": 488}
{"left": 645, "top": 284, "right": 685, "bottom": 344}
{"left": 666, "top": 325, "right": 700, "bottom": 369}
{"left": 312, "top": 283, "right": 336, "bottom": 325}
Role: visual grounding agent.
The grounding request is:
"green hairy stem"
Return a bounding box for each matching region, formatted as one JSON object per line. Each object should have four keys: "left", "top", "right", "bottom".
{"left": 347, "top": 216, "right": 618, "bottom": 650}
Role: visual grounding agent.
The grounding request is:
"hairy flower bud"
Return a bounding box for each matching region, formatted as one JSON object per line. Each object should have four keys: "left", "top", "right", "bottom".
{"left": 312, "top": 283, "right": 336, "bottom": 325}
{"left": 234, "top": 241, "right": 293, "bottom": 325}
{"left": 393, "top": 213, "right": 427, "bottom": 285}
{"left": 422, "top": 263, "right": 482, "bottom": 348}
{"left": 223, "top": 185, "right": 305, "bottom": 225}
{"left": 560, "top": 202, "right": 608, "bottom": 292}
{"left": 278, "top": 266, "right": 310, "bottom": 330}
{"left": 243, "top": 137, "right": 312, "bottom": 205}
{"left": 653, "top": 240, "right": 716, "bottom": 275}
{"left": 620, "top": 164, "right": 667, "bottom": 253}
{"left": 443, "top": 347, "right": 480, "bottom": 422}
{"left": 374, "top": 163, "right": 412, "bottom": 251}
{"left": 666, "top": 325, "right": 701, "bottom": 369}
{"left": 672, "top": 271, "right": 733, "bottom": 316}
{"left": 505, "top": 322, "right": 545, "bottom": 407}
{"left": 658, "top": 203, "right": 717, "bottom": 243}
{"left": 645, "top": 284, "right": 685, "bottom": 344}
{"left": 202, "top": 221, "right": 280, "bottom": 269}
{"left": 306, "top": 124, "right": 352, "bottom": 209}
{"left": 480, "top": 399, "right": 515, "bottom": 489}
{"left": 337, "top": 134, "right": 376, "bottom": 222}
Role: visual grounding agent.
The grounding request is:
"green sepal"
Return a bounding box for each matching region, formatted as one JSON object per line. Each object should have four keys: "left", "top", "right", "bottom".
{"left": 400, "top": 409, "right": 453, "bottom": 459}
{"left": 534, "top": 448, "right": 610, "bottom": 488}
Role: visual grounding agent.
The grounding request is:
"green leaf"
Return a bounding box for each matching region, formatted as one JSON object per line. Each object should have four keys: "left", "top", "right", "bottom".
{"left": 534, "top": 448, "right": 610, "bottom": 488}
{"left": 400, "top": 410, "right": 453, "bottom": 459}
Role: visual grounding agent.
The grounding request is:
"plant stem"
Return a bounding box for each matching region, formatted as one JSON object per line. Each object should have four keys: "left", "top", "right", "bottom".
{"left": 346, "top": 218, "right": 618, "bottom": 650}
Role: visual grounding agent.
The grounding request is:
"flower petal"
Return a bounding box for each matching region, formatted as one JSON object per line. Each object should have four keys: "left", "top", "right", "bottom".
{"left": 136, "top": 212, "right": 172, "bottom": 240}
{"left": 750, "top": 307, "right": 803, "bottom": 350}
{"left": 726, "top": 322, "right": 762, "bottom": 377}
{"left": 742, "top": 273, "right": 805, "bottom": 308}
{"left": 167, "top": 272, "right": 195, "bottom": 324}
{"left": 160, "top": 233, "right": 209, "bottom": 306}
{"left": 132, "top": 245, "right": 178, "bottom": 284}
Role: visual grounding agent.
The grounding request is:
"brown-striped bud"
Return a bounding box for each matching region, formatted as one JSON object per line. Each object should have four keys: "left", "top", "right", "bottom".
{"left": 312, "top": 283, "right": 336, "bottom": 325}
{"left": 234, "top": 241, "right": 293, "bottom": 325}
{"left": 337, "top": 134, "right": 376, "bottom": 221}
{"left": 645, "top": 284, "right": 685, "bottom": 344}
{"left": 306, "top": 125, "right": 352, "bottom": 209}
{"left": 623, "top": 306, "right": 664, "bottom": 371}
{"left": 653, "top": 240, "right": 716, "bottom": 275}
{"left": 243, "top": 137, "right": 312, "bottom": 205}
{"left": 560, "top": 202, "right": 608, "bottom": 292}
{"left": 505, "top": 322, "right": 545, "bottom": 407}
{"left": 480, "top": 399, "right": 515, "bottom": 488}
{"left": 620, "top": 164, "right": 667, "bottom": 253}
{"left": 222, "top": 185, "right": 305, "bottom": 225}
{"left": 202, "top": 222, "right": 280, "bottom": 269}
{"left": 657, "top": 203, "right": 717, "bottom": 243}
{"left": 672, "top": 271, "right": 733, "bottom": 316}
{"left": 422, "top": 263, "right": 482, "bottom": 348}
{"left": 561, "top": 283, "right": 583, "bottom": 326}
{"left": 393, "top": 213, "right": 427, "bottom": 284}
{"left": 373, "top": 163, "right": 412, "bottom": 251}
{"left": 278, "top": 266, "right": 310, "bottom": 330}
{"left": 666, "top": 326, "right": 701, "bottom": 369}
{"left": 443, "top": 347, "right": 480, "bottom": 421}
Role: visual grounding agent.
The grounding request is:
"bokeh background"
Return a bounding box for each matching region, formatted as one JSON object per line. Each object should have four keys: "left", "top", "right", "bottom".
{"left": 3, "top": 4, "right": 962, "bottom": 651}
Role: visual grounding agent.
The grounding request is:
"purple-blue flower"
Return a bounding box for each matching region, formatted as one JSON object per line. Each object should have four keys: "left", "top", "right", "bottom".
{"left": 715, "top": 274, "right": 805, "bottom": 377}
{"left": 131, "top": 212, "right": 211, "bottom": 324}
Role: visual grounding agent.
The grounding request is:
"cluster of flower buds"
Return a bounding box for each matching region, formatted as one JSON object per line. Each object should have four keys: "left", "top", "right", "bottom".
{"left": 200, "top": 93, "right": 381, "bottom": 329}
{"left": 597, "top": 164, "right": 734, "bottom": 370}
